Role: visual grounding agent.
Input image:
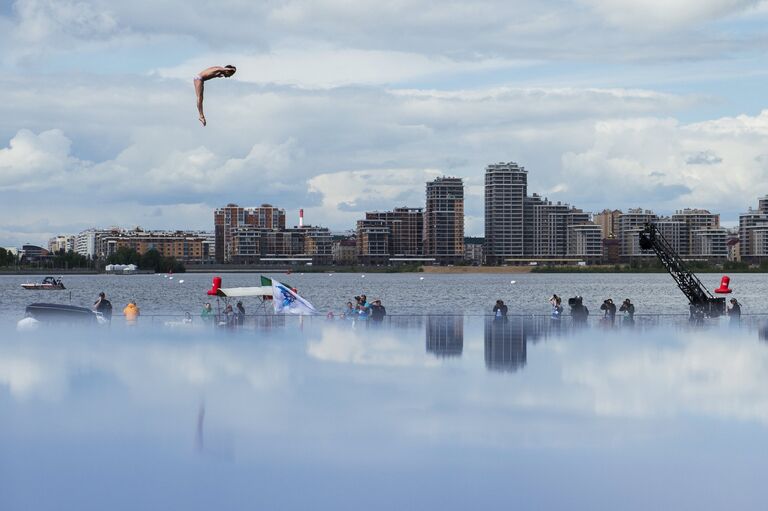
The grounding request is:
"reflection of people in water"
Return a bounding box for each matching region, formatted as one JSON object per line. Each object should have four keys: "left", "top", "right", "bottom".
{"left": 196, "top": 401, "right": 205, "bottom": 453}
{"left": 193, "top": 65, "right": 237, "bottom": 126}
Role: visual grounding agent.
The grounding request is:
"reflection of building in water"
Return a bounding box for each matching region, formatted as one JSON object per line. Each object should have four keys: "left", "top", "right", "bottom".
{"left": 484, "top": 317, "right": 547, "bottom": 372}
{"left": 426, "top": 316, "right": 464, "bottom": 357}
{"left": 388, "top": 315, "right": 425, "bottom": 330}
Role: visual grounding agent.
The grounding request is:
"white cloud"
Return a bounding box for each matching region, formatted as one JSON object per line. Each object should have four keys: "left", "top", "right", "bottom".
{"left": 560, "top": 332, "right": 768, "bottom": 422}
{"left": 307, "top": 325, "right": 440, "bottom": 367}
{"left": 2, "top": 0, "right": 765, "bottom": 68}
{"left": 0, "top": 129, "right": 90, "bottom": 189}
{"left": 578, "top": 0, "right": 762, "bottom": 28}
{"left": 561, "top": 111, "right": 768, "bottom": 213}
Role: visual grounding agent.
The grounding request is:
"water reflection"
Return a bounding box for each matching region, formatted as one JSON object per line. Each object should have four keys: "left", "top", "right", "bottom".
{"left": 3, "top": 319, "right": 768, "bottom": 510}
{"left": 425, "top": 316, "right": 464, "bottom": 357}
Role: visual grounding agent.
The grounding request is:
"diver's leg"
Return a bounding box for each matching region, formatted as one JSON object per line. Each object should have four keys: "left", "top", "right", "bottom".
{"left": 195, "top": 79, "right": 206, "bottom": 126}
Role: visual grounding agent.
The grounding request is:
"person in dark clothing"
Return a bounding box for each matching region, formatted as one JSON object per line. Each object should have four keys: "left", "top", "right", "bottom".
{"left": 493, "top": 300, "right": 508, "bottom": 318}
{"left": 600, "top": 298, "right": 617, "bottom": 325}
{"left": 619, "top": 298, "right": 635, "bottom": 325}
{"left": 236, "top": 301, "right": 246, "bottom": 326}
{"left": 727, "top": 298, "right": 741, "bottom": 325}
{"left": 370, "top": 299, "right": 386, "bottom": 322}
{"left": 569, "top": 296, "right": 589, "bottom": 325}
{"left": 93, "top": 292, "right": 113, "bottom": 321}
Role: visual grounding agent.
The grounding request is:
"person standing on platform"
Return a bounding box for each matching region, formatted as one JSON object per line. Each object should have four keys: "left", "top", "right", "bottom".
{"left": 201, "top": 302, "right": 215, "bottom": 324}
{"left": 94, "top": 292, "right": 113, "bottom": 322}
{"left": 370, "top": 300, "right": 387, "bottom": 322}
{"left": 493, "top": 300, "right": 508, "bottom": 318}
{"left": 727, "top": 298, "right": 741, "bottom": 325}
{"left": 619, "top": 298, "right": 635, "bottom": 325}
{"left": 600, "top": 298, "right": 617, "bottom": 325}
{"left": 123, "top": 300, "right": 140, "bottom": 325}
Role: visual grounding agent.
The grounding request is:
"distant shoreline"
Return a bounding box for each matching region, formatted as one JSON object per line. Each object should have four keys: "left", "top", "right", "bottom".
{"left": 0, "top": 265, "right": 764, "bottom": 276}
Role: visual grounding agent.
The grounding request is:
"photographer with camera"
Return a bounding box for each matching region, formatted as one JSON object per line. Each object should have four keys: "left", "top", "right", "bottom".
{"left": 493, "top": 299, "right": 508, "bottom": 318}
{"left": 600, "top": 298, "right": 617, "bottom": 325}
{"left": 619, "top": 298, "right": 635, "bottom": 325}
{"left": 568, "top": 296, "right": 589, "bottom": 326}
{"left": 549, "top": 295, "right": 563, "bottom": 324}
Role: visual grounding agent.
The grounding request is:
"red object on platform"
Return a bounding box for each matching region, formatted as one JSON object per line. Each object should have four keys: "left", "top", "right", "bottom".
{"left": 715, "top": 275, "right": 732, "bottom": 294}
{"left": 207, "top": 276, "right": 222, "bottom": 296}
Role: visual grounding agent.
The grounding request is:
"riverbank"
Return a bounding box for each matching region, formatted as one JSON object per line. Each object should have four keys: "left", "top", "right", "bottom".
{"left": 0, "top": 268, "right": 100, "bottom": 275}
{"left": 2, "top": 264, "right": 764, "bottom": 275}
{"left": 532, "top": 264, "right": 767, "bottom": 273}
{"left": 421, "top": 266, "right": 533, "bottom": 274}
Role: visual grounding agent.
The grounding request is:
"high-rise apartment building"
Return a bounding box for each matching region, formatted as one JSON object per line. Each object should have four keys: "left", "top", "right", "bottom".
{"left": 214, "top": 203, "right": 286, "bottom": 263}
{"left": 362, "top": 207, "right": 424, "bottom": 258}
{"left": 484, "top": 162, "right": 527, "bottom": 264}
{"left": 739, "top": 196, "right": 768, "bottom": 262}
{"left": 484, "top": 162, "right": 600, "bottom": 264}
{"left": 75, "top": 228, "right": 120, "bottom": 258}
{"left": 691, "top": 229, "right": 728, "bottom": 259}
{"left": 424, "top": 177, "right": 464, "bottom": 264}
{"left": 356, "top": 219, "right": 390, "bottom": 265}
{"left": 530, "top": 201, "right": 593, "bottom": 258}
{"left": 617, "top": 208, "right": 657, "bottom": 259}
{"left": 230, "top": 225, "right": 332, "bottom": 265}
{"left": 594, "top": 209, "right": 622, "bottom": 238}
{"left": 332, "top": 239, "right": 358, "bottom": 265}
{"left": 671, "top": 208, "right": 720, "bottom": 256}
{"left": 653, "top": 219, "right": 686, "bottom": 255}
{"left": 48, "top": 235, "right": 76, "bottom": 254}
{"left": 614, "top": 208, "right": 725, "bottom": 261}
{"left": 567, "top": 224, "right": 603, "bottom": 259}
{"left": 99, "top": 229, "right": 214, "bottom": 264}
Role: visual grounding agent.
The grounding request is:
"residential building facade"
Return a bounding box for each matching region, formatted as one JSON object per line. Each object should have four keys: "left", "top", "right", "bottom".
{"left": 424, "top": 177, "right": 464, "bottom": 264}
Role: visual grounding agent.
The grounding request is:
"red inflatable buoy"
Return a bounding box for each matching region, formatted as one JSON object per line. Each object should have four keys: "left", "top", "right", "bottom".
{"left": 207, "top": 276, "right": 222, "bottom": 296}
{"left": 714, "top": 275, "right": 732, "bottom": 294}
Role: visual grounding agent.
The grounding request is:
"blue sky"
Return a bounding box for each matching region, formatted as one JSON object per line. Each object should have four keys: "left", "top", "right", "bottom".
{"left": 2, "top": 0, "right": 768, "bottom": 245}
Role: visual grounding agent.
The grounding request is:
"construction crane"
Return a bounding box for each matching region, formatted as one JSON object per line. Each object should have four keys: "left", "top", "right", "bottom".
{"left": 638, "top": 223, "right": 725, "bottom": 319}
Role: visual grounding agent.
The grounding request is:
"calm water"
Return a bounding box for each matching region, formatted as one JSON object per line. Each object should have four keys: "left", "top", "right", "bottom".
{"left": 1, "top": 272, "right": 766, "bottom": 320}
{"left": 1, "top": 318, "right": 768, "bottom": 510}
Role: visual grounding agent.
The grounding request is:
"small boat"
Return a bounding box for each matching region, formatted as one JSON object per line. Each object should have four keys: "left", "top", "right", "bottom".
{"left": 21, "top": 276, "right": 65, "bottom": 290}
{"left": 23, "top": 303, "right": 102, "bottom": 324}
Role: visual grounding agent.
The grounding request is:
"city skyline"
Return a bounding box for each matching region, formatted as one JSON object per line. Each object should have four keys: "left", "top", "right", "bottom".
{"left": 25, "top": 180, "right": 768, "bottom": 266}
{"left": 3, "top": 2, "right": 768, "bottom": 246}
{"left": 4, "top": 173, "right": 757, "bottom": 249}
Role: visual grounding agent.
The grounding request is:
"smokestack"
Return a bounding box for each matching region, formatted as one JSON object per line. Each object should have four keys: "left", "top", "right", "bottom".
{"left": 299, "top": 208, "right": 304, "bottom": 227}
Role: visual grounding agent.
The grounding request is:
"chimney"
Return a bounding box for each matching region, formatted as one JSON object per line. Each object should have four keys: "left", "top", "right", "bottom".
{"left": 299, "top": 209, "right": 304, "bottom": 227}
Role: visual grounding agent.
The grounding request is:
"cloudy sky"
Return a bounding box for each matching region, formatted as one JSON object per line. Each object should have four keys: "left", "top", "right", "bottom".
{"left": 2, "top": 0, "right": 768, "bottom": 245}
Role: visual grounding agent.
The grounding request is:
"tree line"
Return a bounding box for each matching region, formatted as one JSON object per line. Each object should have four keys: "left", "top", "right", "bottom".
{"left": 0, "top": 247, "right": 185, "bottom": 272}
{"left": 106, "top": 247, "right": 186, "bottom": 273}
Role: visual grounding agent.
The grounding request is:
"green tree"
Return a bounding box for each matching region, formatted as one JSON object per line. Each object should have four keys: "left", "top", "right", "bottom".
{"left": 107, "top": 247, "right": 141, "bottom": 265}
{"left": 139, "top": 248, "right": 162, "bottom": 271}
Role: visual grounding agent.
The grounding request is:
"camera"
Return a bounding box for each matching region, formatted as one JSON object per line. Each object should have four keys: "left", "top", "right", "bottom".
{"left": 568, "top": 296, "right": 582, "bottom": 307}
